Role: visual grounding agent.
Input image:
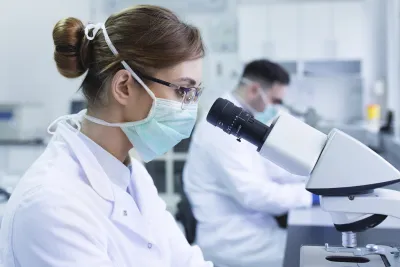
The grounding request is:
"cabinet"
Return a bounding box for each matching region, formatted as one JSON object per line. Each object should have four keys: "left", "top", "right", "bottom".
{"left": 238, "top": 3, "right": 299, "bottom": 61}
{"left": 238, "top": 1, "right": 366, "bottom": 61}
{"left": 264, "top": 4, "right": 299, "bottom": 60}
{"left": 298, "top": 2, "right": 335, "bottom": 60}
{"left": 238, "top": 5, "right": 269, "bottom": 62}
{"left": 298, "top": 1, "right": 366, "bottom": 60}
{"left": 333, "top": 2, "right": 367, "bottom": 59}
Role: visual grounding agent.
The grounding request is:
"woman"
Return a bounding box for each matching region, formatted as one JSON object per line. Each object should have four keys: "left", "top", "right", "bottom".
{"left": 0, "top": 5, "right": 212, "bottom": 267}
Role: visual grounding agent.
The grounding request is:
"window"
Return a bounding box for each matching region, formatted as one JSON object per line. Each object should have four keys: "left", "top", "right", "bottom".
{"left": 142, "top": 134, "right": 194, "bottom": 212}
{"left": 173, "top": 160, "right": 186, "bottom": 194}
{"left": 145, "top": 160, "right": 167, "bottom": 193}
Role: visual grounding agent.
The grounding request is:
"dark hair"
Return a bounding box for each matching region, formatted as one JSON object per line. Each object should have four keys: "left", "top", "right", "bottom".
{"left": 52, "top": 5, "right": 205, "bottom": 107}
{"left": 241, "top": 59, "right": 290, "bottom": 87}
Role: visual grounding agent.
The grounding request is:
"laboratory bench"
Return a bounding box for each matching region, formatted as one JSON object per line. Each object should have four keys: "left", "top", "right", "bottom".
{"left": 283, "top": 207, "right": 400, "bottom": 267}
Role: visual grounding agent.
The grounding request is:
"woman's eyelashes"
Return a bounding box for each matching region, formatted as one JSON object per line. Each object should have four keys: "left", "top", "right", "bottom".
{"left": 175, "top": 87, "right": 186, "bottom": 99}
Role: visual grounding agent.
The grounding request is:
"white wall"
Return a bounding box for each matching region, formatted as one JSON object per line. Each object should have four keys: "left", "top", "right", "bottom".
{"left": 0, "top": 0, "right": 395, "bottom": 133}
{"left": 0, "top": 0, "right": 90, "bottom": 135}
{"left": 364, "top": 0, "right": 388, "bottom": 115}
{"left": 385, "top": 0, "right": 400, "bottom": 136}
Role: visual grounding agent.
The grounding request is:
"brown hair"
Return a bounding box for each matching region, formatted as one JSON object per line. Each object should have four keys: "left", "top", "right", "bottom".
{"left": 52, "top": 5, "right": 205, "bottom": 107}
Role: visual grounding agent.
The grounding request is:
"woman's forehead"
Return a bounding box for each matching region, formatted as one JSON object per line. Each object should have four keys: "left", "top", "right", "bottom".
{"left": 158, "top": 59, "right": 203, "bottom": 85}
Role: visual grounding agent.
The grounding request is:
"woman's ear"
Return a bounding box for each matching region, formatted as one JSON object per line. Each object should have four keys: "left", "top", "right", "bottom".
{"left": 111, "top": 70, "right": 134, "bottom": 106}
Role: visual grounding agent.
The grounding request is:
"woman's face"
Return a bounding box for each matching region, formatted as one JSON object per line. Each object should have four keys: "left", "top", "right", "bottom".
{"left": 111, "top": 58, "right": 203, "bottom": 123}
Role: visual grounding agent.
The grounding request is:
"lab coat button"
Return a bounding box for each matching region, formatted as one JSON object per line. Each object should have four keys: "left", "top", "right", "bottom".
{"left": 123, "top": 210, "right": 128, "bottom": 216}
{"left": 147, "top": 243, "right": 152, "bottom": 249}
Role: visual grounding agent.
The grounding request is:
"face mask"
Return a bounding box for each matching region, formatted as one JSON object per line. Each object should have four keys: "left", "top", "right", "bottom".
{"left": 255, "top": 85, "right": 284, "bottom": 125}
{"left": 254, "top": 105, "right": 279, "bottom": 125}
{"left": 82, "top": 23, "right": 198, "bottom": 162}
{"left": 239, "top": 78, "right": 280, "bottom": 125}
{"left": 84, "top": 100, "right": 197, "bottom": 163}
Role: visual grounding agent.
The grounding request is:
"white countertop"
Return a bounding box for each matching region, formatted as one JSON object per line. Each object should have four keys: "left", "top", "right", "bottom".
{"left": 0, "top": 203, "right": 399, "bottom": 230}
{"left": 289, "top": 207, "right": 400, "bottom": 229}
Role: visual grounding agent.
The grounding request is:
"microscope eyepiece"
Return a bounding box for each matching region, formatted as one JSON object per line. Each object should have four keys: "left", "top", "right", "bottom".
{"left": 206, "top": 98, "right": 270, "bottom": 149}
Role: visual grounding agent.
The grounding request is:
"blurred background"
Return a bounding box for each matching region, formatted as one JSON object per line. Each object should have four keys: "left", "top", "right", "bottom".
{"left": 1, "top": 0, "right": 400, "bottom": 212}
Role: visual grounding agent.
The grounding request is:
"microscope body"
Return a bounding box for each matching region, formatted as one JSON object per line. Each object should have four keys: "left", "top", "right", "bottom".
{"left": 206, "top": 98, "right": 400, "bottom": 266}
{"left": 257, "top": 113, "right": 400, "bottom": 266}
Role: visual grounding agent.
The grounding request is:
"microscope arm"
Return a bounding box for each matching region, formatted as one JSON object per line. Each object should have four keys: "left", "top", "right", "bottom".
{"left": 321, "top": 188, "right": 400, "bottom": 226}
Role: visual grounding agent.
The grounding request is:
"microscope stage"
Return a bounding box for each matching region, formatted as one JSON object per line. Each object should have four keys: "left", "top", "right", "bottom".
{"left": 300, "top": 245, "right": 397, "bottom": 267}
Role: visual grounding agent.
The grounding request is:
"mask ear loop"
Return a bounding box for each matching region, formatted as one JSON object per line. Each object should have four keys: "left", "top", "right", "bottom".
{"left": 83, "top": 114, "right": 123, "bottom": 127}
{"left": 98, "top": 24, "right": 156, "bottom": 102}
{"left": 257, "top": 87, "right": 270, "bottom": 106}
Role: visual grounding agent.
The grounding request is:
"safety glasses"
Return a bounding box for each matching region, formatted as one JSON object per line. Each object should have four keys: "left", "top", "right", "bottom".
{"left": 241, "top": 78, "right": 283, "bottom": 106}
{"left": 138, "top": 72, "right": 204, "bottom": 110}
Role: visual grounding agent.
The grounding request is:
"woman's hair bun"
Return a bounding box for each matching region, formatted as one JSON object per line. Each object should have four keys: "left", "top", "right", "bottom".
{"left": 52, "top": 17, "right": 90, "bottom": 78}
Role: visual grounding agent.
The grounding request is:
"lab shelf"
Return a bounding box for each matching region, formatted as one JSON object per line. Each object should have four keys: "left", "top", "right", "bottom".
{"left": 0, "top": 139, "right": 45, "bottom": 146}
{"left": 277, "top": 61, "right": 298, "bottom": 75}
{"left": 145, "top": 160, "right": 167, "bottom": 194}
{"left": 303, "top": 60, "right": 362, "bottom": 77}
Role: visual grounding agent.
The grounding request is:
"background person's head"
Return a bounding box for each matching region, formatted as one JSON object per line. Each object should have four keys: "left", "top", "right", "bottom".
{"left": 235, "top": 59, "right": 290, "bottom": 112}
{"left": 52, "top": 5, "right": 205, "bottom": 124}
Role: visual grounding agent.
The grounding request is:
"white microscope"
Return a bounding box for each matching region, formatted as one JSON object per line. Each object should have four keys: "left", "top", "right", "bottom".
{"left": 207, "top": 98, "right": 400, "bottom": 267}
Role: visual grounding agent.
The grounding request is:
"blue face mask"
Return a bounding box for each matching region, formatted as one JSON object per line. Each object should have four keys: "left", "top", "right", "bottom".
{"left": 84, "top": 100, "right": 197, "bottom": 163}
{"left": 239, "top": 77, "right": 280, "bottom": 124}
{"left": 254, "top": 105, "right": 279, "bottom": 124}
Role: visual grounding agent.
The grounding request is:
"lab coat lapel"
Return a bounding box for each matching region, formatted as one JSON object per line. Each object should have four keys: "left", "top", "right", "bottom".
{"left": 57, "top": 123, "right": 114, "bottom": 201}
{"left": 111, "top": 191, "right": 156, "bottom": 244}
{"left": 109, "top": 156, "right": 157, "bottom": 244}
{"left": 58, "top": 122, "right": 156, "bottom": 244}
{"left": 111, "top": 163, "right": 159, "bottom": 244}
{"left": 128, "top": 163, "right": 155, "bottom": 219}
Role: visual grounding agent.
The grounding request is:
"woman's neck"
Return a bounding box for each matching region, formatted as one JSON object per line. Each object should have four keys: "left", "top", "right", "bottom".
{"left": 81, "top": 119, "right": 132, "bottom": 163}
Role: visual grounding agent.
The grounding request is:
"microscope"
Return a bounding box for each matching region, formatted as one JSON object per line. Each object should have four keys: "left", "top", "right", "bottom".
{"left": 206, "top": 98, "right": 400, "bottom": 266}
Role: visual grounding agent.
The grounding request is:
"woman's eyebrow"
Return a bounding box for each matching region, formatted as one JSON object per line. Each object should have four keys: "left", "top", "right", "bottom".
{"left": 175, "top": 77, "right": 197, "bottom": 86}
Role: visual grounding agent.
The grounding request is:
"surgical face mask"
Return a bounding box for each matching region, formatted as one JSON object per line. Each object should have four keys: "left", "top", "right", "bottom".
{"left": 81, "top": 23, "right": 198, "bottom": 162}
{"left": 240, "top": 78, "right": 280, "bottom": 125}
{"left": 254, "top": 105, "right": 279, "bottom": 125}
{"left": 255, "top": 88, "right": 283, "bottom": 124}
{"left": 84, "top": 101, "right": 197, "bottom": 163}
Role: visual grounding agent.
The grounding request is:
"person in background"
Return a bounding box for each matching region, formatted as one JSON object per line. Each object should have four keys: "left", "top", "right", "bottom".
{"left": 0, "top": 5, "right": 213, "bottom": 267}
{"left": 183, "top": 59, "right": 319, "bottom": 267}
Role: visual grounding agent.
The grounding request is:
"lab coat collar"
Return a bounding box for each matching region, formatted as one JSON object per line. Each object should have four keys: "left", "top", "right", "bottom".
{"left": 56, "top": 121, "right": 157, "bottom": 244}
{"left": 56, "top": 122, "right": 115, "bottom": 202}
{"left": 79, "top": 132, "right": 131, "bottom": 192}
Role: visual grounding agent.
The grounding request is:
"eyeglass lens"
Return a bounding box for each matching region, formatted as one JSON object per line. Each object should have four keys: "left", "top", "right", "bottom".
{"left": 181, "top": 87, "right": 204, "bottom": 109}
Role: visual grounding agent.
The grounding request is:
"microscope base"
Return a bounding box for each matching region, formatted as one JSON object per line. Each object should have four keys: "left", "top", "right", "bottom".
{"left": 300, "top": 245, "right": 400, "bottom": 267}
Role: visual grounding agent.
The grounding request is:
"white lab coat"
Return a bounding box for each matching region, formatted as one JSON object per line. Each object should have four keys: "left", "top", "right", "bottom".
{"left": 183, "top": 93, "right": 312, "bottom": 267}
{"left": 0, "top": 119, "right": 212, "bottom": 267}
